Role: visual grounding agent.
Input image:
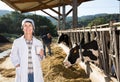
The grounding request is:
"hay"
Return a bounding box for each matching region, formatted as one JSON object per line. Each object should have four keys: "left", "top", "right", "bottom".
{"left": 41, "top": 43, "right": 91, "bottom": 82}
{"left": 0, "top": 68, "right": 15, "bottom": 78}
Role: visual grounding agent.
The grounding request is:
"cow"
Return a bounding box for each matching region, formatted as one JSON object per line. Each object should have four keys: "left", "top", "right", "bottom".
{"left": 81, "top": 40, "right": 98, "bottom": 50}
{"left": 57, "top": 33, "right": 99, "bottom": 68}
{"left": 63, "top": 40, "right": 99, "bottom": 68}
{"left": 58, "top": 33, "right": 72, "bottom": 48}
{"left": 63, "top": 43, "right": 81, "bottom": 68}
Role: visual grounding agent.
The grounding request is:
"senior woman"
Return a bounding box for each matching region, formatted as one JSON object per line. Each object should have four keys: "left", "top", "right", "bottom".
{"left": 10, "top": 18, "right": 44, "bottom": 82}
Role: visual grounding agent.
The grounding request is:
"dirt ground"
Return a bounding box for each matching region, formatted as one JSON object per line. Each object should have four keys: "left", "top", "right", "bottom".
{"left": 0, "top": 42, "right": 91, "bottom": 82}
{"left": 0, "top": 43, "right": 12, "bottom": 53}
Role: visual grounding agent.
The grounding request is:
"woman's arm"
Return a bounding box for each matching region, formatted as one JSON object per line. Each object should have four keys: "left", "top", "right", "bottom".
{"left": 10, "top": 40, "right": 20, "bottom": 68}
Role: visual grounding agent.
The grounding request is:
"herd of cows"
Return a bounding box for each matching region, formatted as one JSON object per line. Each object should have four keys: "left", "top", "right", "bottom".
{"left": 57, "top": 33, "right": 99, "bottom": 68}
{"left": 57, "top": 33, "right": 116, "bottom": 77}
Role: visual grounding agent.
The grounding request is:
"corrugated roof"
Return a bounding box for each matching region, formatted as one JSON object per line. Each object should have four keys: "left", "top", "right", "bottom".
{"left": 1, "top": 0, "right": 92, "bottom": 13}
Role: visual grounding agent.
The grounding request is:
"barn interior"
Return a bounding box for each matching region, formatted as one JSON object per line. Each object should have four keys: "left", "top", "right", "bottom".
{"left": 0, "top": 0, "right": 119, "bottom": 82}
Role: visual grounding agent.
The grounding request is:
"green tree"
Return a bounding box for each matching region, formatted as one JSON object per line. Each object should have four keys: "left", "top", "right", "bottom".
{"left": 0, "top": 11, "right": 57, "bottom": 36}
{"left": 88, "top": 17, "right": 105, "bottom": 26}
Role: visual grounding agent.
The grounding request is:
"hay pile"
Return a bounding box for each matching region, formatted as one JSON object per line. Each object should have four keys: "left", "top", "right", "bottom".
{"left": 41, "top": 43, "right": 91, "bottom": 82}
{"left": 0, "top": 43, "right": 15, "bottom": 82}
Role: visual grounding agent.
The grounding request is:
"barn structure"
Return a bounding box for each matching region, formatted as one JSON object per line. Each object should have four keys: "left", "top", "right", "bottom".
{"left": 1, "top": 0, "right": 119, "bottom": 82}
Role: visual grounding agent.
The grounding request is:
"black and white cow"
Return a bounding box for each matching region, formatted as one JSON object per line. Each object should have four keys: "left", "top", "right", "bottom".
{"left": 58, "top": 33, "right": 99, "bottom": 68}
{"left": 58, "top": 33, "right": 72, "bottom": 48}
{"left": 63, "top": 43, "right": 81, "bottom": 68}
{"left": 58, "top": 32, "right": 115, "bottom": 78}
{"left": 63, "top": 40, "right": 99, "bottom": 68}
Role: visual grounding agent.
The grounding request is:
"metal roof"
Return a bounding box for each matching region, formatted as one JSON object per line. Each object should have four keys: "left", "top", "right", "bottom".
{"left": 1, "top": 0, "right": 91, "bottom": 13}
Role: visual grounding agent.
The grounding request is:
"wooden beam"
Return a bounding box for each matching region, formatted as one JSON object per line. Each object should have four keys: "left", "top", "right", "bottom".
{"left": 58, "top": 6, "right": 61, "bottom": 30}
{"left": 41, "top": 10, "right": 58, "bottom": 20}
{"left": 20, "top": 0, "right": 62, "bottom": 15}
{"left": 60, "top": 7, "right": 73, "bottom": 20}
{"left": 62, "top": 3, "right": 66, "bottom": 30}
{"left": 8, "top": 0, "right": 36, "bottom": 3}
{"left": 2, "top": 0, "right": 22, "bottom": 11}
{"left": 37, "top": 0, "right": 62, "bottom": 16}
{"left": 72, "top": 0, "right": 78, "bottom": 28}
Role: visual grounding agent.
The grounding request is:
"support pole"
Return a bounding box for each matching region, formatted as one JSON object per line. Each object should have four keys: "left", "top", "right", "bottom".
{"left": 72, "top": 0, "right": 78, "bottom": 28}
{"left": 62, "top": 3, "right": 66, "bottom": 30}
{"left": 58, "top": 6, "right": 61, "bottom": 30}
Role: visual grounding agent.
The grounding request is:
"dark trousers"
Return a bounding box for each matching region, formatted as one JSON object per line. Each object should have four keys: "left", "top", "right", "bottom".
{"left": 43, "top": 43, "right": 51, "bottom": 56}
{"left": 28, "top": 73, "right": 34, "bottom": 82}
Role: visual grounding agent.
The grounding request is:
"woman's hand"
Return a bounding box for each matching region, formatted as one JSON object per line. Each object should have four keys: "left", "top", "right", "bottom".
{"left": 16, "top": 64, "right": 20, "bottom": 68}
{"left": 40, "top": 49, "right": 44, "bottom": 56}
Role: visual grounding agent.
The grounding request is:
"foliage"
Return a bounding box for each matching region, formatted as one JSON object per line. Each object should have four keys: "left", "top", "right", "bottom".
{"left": 0, "top": 33, "right": 20, "bottom": 42}
{"left": 63, "top": 14, "right": 120, "bottom": 29}
{"left": 0, "top": 11, "right": 57, "bottom": 36}
{"left": 0, "top": 11, "right": 119, "bottom": 33}
{"left": 88, "top": 14, "right": 119, "bottom": 26}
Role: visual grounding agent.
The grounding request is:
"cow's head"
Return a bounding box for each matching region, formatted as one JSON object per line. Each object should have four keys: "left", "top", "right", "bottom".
{"left": 68, "top": 43, "right": 80, "bottom": 64}
{"left": 63, "top": 43, "right": 81, "bottom": 68}
{"left": 58, "top": 33, "right": 65, "bottom": 43}
{"left": 58, "top": 33, "right": 72, "bottom": 48}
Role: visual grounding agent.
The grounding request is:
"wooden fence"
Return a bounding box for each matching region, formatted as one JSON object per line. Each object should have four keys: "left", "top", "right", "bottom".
{"left": 58, "top": 22, "right": 120, "bottom": 82}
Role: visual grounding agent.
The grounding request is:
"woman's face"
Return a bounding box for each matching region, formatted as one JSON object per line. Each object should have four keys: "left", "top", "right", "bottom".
{"left": 23, "top": 22, "right": 33, "bottom": 35}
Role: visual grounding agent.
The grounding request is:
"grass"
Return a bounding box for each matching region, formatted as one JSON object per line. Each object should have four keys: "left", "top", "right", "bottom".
{"left": 0, "top": 33, "right": 20, "bottom": 42}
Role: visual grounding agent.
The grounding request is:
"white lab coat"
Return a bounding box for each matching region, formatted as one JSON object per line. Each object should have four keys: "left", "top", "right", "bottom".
{"left": 10, "top": 35, "right": 44, "bottom": 82}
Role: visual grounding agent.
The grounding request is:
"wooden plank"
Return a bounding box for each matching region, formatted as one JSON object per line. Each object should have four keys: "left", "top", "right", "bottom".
{"left": 76, "top": 32, "right": 80, "bottom": 43}
{"left": 58, "top": 22, "right": 120, "bottom": 33}
{"left": 109, "top": 26, "right": 114, "bottom": 76}
{"left": 75, "top": 32, "right": 77, "bottom": 43}
{"left": 94, "top": 26, "right": 103, "bottom": 69}
{"left": 101, "top": 31, "right": 106, "bottom": 72}
{"left": 72, "top": 0, "right": 78, "bottom": 28}
{"left": 103, "top": 31, "right": 109, "bottom": 74}
{"left": 113, "top": 28, "right": 120, "bottom": 81}
{"left": 118, "top": 31, "right": 120, "bottom": 81}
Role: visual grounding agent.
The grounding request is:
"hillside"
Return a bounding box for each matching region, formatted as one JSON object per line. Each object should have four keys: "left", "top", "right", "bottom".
{"left": 0, "top": 10, "right": 118, "bottom": 27}
{"left": 0, "top": 10, "right": 11, "bottom": 16}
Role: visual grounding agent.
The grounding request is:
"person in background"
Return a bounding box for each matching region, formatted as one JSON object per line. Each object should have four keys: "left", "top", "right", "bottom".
{"left": 42, "top": 33, "right": 52, "bottom": 56}
{"left": 10, "top": 18, "right": 44, "bottom": 82}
